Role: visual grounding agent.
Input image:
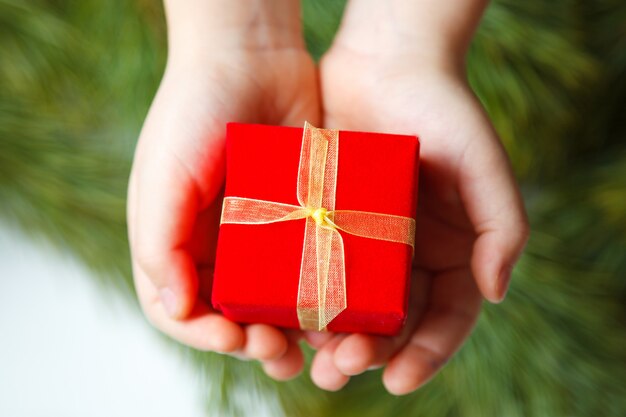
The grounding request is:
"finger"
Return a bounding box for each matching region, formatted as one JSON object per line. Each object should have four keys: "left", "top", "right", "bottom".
{"left": 382, "top": 267, "right": 481, "bottom": 395}
{"left": 242, "top": 324, "right": 289, "bottom": 361}
{"left": 457, "top": 119, "right": 529, "bottom": 302}
{"left": 333, "top": 270, "right": 430, "bottom": 376}
{"left": 303, "top": 331, "right": 334, "bottom": 349}
{"left": 334, "top": 334, "right": 394, "bottom": 375}
{"left": 197, "top": 267, "right": 290, "bottom": 362}
{"left": 262, "top": 339, "right": 305, "bottom": 381}
{"left": 134, "top": 260, "right": 244, "bottom": 352}
{"left": 310, "top": 334, "right": 350, "bottom": 391}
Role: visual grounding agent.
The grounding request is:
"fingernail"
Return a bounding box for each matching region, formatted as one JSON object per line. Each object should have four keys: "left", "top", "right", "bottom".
{"left": 496, "top": 265, "right": 513, "bottom": 303}
{"left": 160, "top": 287, "right": 180, "bottom": 318}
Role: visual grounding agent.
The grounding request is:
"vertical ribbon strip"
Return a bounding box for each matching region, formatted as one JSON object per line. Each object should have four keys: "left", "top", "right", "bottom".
{"left": 220, "top": 123, "right": 416, "bottom": 331}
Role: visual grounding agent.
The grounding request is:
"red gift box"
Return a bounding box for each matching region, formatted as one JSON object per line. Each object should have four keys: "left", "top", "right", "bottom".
{"left": 212, "top": 123, "right": 419, "bottom": 336}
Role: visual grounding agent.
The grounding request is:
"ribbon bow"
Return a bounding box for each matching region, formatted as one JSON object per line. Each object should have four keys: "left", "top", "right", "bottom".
{"left": 220, "top": 123, "right": 416, "bottom": 331}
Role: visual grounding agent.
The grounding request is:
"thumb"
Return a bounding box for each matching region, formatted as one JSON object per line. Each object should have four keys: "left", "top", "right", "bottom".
{"left": 458, "top": 122, "right": 529, "bottom": 303}
{"left": 129, "top": 151, "right": 201, "bottom": 319}
{"left": 128, "top": 128, "right": 225, "bottom": 319}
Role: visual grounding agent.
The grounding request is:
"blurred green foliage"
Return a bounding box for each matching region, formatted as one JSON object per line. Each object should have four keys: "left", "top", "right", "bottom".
{"left": 1, "top": 0, "right": 625, "bottom": 416}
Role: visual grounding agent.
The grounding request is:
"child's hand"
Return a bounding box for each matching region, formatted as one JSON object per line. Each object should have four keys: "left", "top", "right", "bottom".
{"left": 127, "top": 0, "right": 319, "bottom": 380}
{"left": 306, "top": 0, "right": 529, "bottom": 395}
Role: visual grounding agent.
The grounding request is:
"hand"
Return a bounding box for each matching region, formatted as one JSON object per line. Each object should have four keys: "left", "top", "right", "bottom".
{"left": 127, "top": 0, "right": 318, "bottom": 380}
{"left": 306, "top": 0, "right": 529, "bottom": 395}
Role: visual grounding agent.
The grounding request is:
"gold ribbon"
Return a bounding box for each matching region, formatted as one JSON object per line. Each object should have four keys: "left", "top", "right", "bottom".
{"left": 220, "top": 122, "right": 416, "bottom": 331}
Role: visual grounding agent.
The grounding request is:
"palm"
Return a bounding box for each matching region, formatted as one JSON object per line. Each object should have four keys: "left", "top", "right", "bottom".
{"left": 194, "top": 49, "right": 322, "bottom": 310}
{"left": 162, "top": 49, "right": 321, "bottom": 298}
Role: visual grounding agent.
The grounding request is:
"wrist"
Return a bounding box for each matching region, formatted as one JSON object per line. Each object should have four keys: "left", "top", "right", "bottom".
{"left": 334, "top": 0, "right": 488, "bottom": 68}
{"left": 164, "top": 0, "right": 305, "bottom": 62}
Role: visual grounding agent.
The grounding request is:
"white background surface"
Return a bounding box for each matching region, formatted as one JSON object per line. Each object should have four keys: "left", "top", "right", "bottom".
{"left": 0, "top": 225, "right": 206, "bottom": 417}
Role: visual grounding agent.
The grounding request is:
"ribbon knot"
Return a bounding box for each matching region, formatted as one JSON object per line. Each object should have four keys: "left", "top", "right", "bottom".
{"left": 220, "top": 122, "right": 416, "bottom": 331}
{"left": 310, "top": 207, "right": 331, "bottom": 228}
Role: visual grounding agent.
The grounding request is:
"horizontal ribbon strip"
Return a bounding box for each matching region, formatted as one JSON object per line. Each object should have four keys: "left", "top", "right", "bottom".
{"left": 221, "top": 197, "right": 416, "bottom": 247}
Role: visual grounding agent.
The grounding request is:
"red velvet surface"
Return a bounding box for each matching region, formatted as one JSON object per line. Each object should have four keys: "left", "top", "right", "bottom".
{"left": 212, "top": 123, "right": 420, "bottom": 335}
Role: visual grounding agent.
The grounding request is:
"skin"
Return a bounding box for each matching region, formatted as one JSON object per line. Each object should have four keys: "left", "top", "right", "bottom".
{"left": 127, "top": 0, "right": 529, "bottom": 396}
{"left": 128, "top": 0, "right": 315, "bottom": 378}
